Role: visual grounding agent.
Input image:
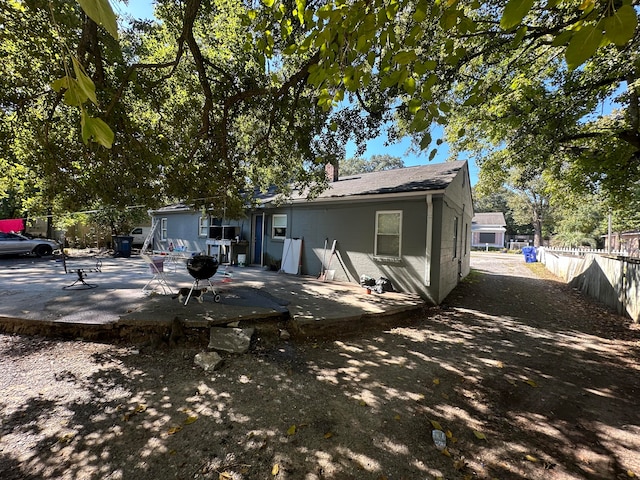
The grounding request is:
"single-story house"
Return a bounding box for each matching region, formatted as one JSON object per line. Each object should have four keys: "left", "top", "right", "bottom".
{"left": 150, "top": 160, "right": 474, "bottom": 304}
{"left": 471, "top": 212, "right": 506, "bottom": 249}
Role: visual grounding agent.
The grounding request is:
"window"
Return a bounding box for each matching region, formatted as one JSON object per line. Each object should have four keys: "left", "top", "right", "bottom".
{"left": 453, "top": 216, "right": 459, "bottom": 258}
{"left": 375, "top": 211, "right": 402, "bottom": 258}
{"left": 198, "top": 216, "right": 209, "bottom": 237}
{"left": 160, "top": 218, "right": 168, "bottom": 241}
{"left": 272, "top": 214, "right": 287, "bottom": 239}
{"left": 479, "top": 232, "right": 496, "bottom": 244}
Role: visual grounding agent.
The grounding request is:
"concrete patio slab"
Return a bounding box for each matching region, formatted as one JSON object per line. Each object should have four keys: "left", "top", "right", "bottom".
{"left": 0, "top": 253, "right": 425, "bottom": 339}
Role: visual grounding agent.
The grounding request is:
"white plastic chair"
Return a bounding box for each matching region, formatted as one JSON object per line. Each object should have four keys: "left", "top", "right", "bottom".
{"left": 141, "top": 254, "right": 173, "bottom": 295}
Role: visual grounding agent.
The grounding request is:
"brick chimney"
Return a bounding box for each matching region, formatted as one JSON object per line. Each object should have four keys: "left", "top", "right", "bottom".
{"left": 325, "top": 161, "right": 339, "bottom": 182}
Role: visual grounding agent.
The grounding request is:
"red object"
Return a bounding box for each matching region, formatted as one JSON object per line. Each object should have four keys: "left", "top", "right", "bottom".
{"left": 0, "top": 218, "right": 24, "bottom": 233}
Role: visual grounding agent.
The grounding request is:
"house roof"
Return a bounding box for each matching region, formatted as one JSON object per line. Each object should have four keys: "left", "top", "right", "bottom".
{"left": 259, "top": 160, "right": 467, "bottom": 204}
{"left": 472, "top": 212, "right": 506, "bottom": 227}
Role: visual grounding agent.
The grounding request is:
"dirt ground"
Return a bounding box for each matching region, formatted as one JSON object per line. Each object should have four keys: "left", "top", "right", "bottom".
{"left": 1, "top": 253, "right": 639, "bottom": 480}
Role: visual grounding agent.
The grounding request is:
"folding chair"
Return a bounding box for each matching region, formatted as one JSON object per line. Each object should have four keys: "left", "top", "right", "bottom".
{"left": 141, "top": 254, "right": 173, "bottom": 295}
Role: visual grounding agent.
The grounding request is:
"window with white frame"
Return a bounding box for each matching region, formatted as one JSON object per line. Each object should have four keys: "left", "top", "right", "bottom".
{"left": 272, "top": 214, "right": 287, "bottom": 239}
{"left": 375, "top": 211, "right": 402, "bottom": 258}
{"left": 160, "top": 218, "right": 168, "bottom": 241}
{"left": 198, "top": 215, "right": 209, "bottom": 237}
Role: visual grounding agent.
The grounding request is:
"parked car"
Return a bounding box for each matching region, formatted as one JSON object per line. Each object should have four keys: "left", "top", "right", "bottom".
{"left": 0, "top": 232, "right": 59, "bottom": 257}
{"left": 129, "top": 226, "right": 151, "bottom": 246}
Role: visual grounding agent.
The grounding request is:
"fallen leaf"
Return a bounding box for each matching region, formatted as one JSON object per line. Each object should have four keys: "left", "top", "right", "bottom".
{"left": 394, "top": 414, "right": 401, "bottom": 421}
{"left": 359, "top": 400, "right": 367, "bottom": 406}
{"left": 324, "top": 432, "right": 333, "bottom": 439}
{"left": 445, "top": 430, "right": 453, "bottom": 438}
{"left": 525, "top": 454, "right": 538, "bottom": 462}
{"left": 525, "top": 379, "right": 538, "bottom": 387}
{"left": 441, "top": 392, "right": 449, "bottom": 400}
{"left": 135, "top": 404, "right": 147, "bottom": 413}
{"left": 628, "top": 470, "right": 636, "bottom": 478}
{"left": 184, "top": 415, "right": 198, "bottom": 425}
{"left": 272, "top": 463, "right": 280, "bottom": 475}
{"left": 430, "top": 419, "right": 443, "bottom": 430}
{"left": 167, "top": 426, "right": 182, "bottom": 435}
{"left": 473, "top": 430, "right": 488, "bottom": 441}
{"left": 453, "top": 458, "right": 467, "bottom": 471}
{"left": 496, "top": 361, "right": 504, "bottom": 368}
{"left": 433, "top": 378, "right": 440, "bottom": 385}
{"left": 441, "top": 447, "right": 451, "bottom": 457}
{"left": 219, "top": 473, "right": 233, "bottom": 480}
{"left": 58, "top": 433, "right": 74, "bottom": 444}
{"left": 287, "top": 424, "right": 297, "bottom": 435}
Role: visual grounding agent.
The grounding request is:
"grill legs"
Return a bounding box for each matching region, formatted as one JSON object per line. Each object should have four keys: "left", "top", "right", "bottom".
{"left": 184, "top": 278, "right": 221, "bottom": 305}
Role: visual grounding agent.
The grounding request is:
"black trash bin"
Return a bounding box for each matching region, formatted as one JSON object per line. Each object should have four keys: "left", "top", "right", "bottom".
{"left": 522, "top": 246, "right": 537, "bottom": 263}
{"left": 112, "top": 235, "right": 134, "bottom": 258}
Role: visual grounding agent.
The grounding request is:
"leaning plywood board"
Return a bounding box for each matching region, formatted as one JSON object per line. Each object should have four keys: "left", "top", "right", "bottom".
{"left": 281, "top": 238, "right": 302, "bottom": 274}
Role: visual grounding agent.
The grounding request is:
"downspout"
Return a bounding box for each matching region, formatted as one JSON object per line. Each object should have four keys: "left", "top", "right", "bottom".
{"left": 425, "top": 194, "right": 433, "bottom": 287}
{"left": 261, "top": 211, "right": 266, "bottom": 267}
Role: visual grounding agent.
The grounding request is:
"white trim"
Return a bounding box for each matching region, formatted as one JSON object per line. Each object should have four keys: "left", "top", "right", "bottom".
{"left": 160, "top": 218, "right": 168, "bottom": 241}
{"left": 425, "top": 194, "right": 433, "bottom": 286}
{"left": 272, "top": 213, "right": 287, "bottom": 240}
{"left": 374, "top": 210, "right": 402, "bottom": 259}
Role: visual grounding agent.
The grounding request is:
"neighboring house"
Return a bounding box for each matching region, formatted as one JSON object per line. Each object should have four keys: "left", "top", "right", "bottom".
{"left": 604, "top": 231, "right": 640, "bottom": 256}
{"left": 471, "top": 212, "right": 507, "bottom": 249}
{"left": 150, "top": 161, "right": 473, "bottom": 304}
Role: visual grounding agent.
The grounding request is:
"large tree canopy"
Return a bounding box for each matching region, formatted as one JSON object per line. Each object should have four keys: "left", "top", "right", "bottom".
{"left": 1, "top": 0, "right": 638, "bottom": 223}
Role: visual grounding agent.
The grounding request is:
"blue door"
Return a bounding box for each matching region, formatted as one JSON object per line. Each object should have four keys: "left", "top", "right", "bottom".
{"left": 253, "top": 215, "right": 263, "bottom": 265}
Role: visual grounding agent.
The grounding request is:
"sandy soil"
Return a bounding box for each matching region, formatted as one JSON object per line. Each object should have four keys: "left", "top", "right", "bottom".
{"left": 1, "top": 253, "right": 639, "bottom": 480}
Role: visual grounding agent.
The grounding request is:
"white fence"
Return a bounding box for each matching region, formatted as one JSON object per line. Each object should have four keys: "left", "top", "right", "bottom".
{"left": 541, "top": 246, "right": 629, "bottom": 256}
{"left": 538, "top": 247, "right": 639, "bottom": 322}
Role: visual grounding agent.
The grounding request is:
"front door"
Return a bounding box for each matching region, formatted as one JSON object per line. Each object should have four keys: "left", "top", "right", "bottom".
{"left": 253, "top": 214, "right": 263, "bottom": 265}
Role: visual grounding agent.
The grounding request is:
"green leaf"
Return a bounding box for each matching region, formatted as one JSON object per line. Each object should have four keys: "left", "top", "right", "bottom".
{"left": 413, "top": 6, "right": 427, "bottom": 22}
{"left": 296, "top": 0, "right": 306, "bottom": 24}
{"left": 393, "top": 50, "right": 417, "bottom": 65}
{"left": 440, "top": 9, "right": 458, "bottom": 31}
{"left": 420, "top": 132, "right": 432, "bottom": 150}
{"left": 403, "top": 77, "right": 416, "bottom": 94}
{"left": 72, "top": 57, "right": 98, "bottom": 106}
{"left": 51, "top": 76, "right": 69, "bottom": 92}
{"left": 603, "top": 5, "right": 638, "bottom": 46}
{"left": 565, "top": 25, "right": 604, "bottom": 69}
{"left": 500, "top": 0, "right": 534, "bottom": 30}
{"left": 429, "top": 148, "right": 438, "bottom": 160}
{"left": 81, "top": 111, "right": 114, "bottom": 148}
{"left": 262, "top": 0, "right": 275, "bottom": 7}
{"left": 551, "top": 30, "right": 573, "bottom": 47}
{"left": 63, "top": 78, "right": 87, "bottom": 106}
{"left": 77, "top": 0, "right": 118, "bottom": 40}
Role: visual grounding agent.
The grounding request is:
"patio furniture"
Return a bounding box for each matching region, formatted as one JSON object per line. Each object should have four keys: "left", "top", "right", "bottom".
{"left": 61, "top": 253, "right": 102, "bottom": 290}
{"left": 141, "top": 254, "right": 173, "bottom": 295}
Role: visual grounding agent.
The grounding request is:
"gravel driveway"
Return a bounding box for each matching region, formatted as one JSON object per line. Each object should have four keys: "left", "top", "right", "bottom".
{"left": 1, "top": 252, "right": 639, "bottom": 479}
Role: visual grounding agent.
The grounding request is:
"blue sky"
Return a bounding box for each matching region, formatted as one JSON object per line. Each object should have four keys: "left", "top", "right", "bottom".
{"left": 114, "top": 1, "right": 479, "bottom": 185}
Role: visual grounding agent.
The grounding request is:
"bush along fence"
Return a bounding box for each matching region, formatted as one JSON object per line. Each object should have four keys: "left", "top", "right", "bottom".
{"left": 538, "top": 248, "right": 639, "bottom": 323}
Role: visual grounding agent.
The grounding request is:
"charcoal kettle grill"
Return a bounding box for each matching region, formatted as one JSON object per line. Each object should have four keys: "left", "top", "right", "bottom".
{"left": 184, "top": 255, "right": 222, "bottom": 305}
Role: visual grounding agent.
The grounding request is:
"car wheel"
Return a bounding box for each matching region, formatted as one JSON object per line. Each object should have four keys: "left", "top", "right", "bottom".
{"left": 33, "top": 245, "right": 53, "bottom": 257}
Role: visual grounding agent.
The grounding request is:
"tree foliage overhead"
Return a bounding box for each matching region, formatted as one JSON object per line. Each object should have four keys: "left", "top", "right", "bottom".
{"left": 1, "top": 0, "right": 638, "bottom": 227}
{"left": 340, "top": 154, "right": 404, "bottom": 176}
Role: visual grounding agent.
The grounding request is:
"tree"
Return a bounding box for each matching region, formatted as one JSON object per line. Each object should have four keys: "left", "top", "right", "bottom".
{"left": 2, "top": 0, "right": 638, "bottom": 221}
{"left": 340, "top": 154, "right": 404, "bottom": 176}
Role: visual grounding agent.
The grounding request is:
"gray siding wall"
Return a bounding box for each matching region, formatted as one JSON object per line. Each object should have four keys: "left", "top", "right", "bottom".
{"left": 262, "top": 198, "right": 443, "bottom": 302}
{"left": 153, "top": 212, "right": 209, "bottom": 253}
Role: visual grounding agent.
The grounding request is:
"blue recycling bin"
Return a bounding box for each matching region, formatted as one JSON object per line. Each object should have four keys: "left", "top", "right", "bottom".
{"left": 112, "top": 235, "right": 133, "bottom": 258}
{"left": 522, "top": 246, "right": 537, "bottom": 263}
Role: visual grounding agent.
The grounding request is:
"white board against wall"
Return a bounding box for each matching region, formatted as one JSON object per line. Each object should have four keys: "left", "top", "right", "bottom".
{"left": 281, "top": 238, "right": 302, "bottom": 274}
